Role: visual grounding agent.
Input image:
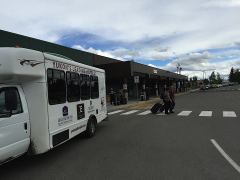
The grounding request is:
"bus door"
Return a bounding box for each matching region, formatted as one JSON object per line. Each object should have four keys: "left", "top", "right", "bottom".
{"left": 0, "top": 86, "right": 30, "bottom": 163}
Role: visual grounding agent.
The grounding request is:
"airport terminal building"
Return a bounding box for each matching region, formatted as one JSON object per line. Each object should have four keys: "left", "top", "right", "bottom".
{"left": 0, "top": 30, "right": 187, "bottom": 101}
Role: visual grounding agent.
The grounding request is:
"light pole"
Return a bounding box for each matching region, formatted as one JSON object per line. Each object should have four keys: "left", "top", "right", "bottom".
{"left": 176, "top": 63, "right": 182, "bottom": 74}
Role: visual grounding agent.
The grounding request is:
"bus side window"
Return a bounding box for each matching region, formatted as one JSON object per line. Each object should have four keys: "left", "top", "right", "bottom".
{"left": 80, "top": 74, "right": 90, "bottom": 100}
{"left": 90, "top": 75, "right": 99, "bottom": 99}
{"left": 66, "top": 72, "right": 80, "bottom": 102}
{"left": 47, "top": 69, "right": 66, "bottom": 105}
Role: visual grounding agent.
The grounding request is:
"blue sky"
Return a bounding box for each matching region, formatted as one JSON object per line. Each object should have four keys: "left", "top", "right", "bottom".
{"left": 1, "top": 0, "right": 240, "bottom": 79}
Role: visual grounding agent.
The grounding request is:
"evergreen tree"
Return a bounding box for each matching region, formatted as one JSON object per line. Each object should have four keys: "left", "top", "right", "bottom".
{"left": 216, "top": 73, "right": 223, "bottom": 84}
{"left": 209, "top": 71, "right": 216, "bottom": 84}
{"left": 203, "top": 78, "right": 209, "bottom": 85}
{"left": 233, "top": 69, "right": 237, "bottom": 82}
{"left": 229, "top": 67, "right": 234, "bottom": 82}
{"left": 192, "top": 76, "right": 198, "bottom": 87}
{"left": 235, "top": 69, "right": 240, "bottom": 83}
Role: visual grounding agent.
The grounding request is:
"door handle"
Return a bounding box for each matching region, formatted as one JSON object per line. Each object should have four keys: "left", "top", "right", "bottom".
{"left": 24, "top": 122, "right": 27, "bottom": 130}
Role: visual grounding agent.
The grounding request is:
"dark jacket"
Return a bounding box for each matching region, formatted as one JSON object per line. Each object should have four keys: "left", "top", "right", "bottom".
{"left": 163, "top": 91, "right": 170, "bottom": 102}
{"left": 169, "top": 88, "right": 175, "bottom": 102}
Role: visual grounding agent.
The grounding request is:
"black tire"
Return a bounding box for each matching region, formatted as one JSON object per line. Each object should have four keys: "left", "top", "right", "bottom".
{"left": 86, "top": 118, "right": 97, "bottom": 138}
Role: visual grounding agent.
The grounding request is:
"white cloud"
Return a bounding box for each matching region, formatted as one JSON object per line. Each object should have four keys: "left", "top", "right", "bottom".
{"left": 160, "top": 51, "right": 240, "bottom": 79}
{"left": 148, "top": 64, "right": 158, "bottom": 68}
{"left": 72, "top": 45, "right": 127, "bottom": 61}
{"left": 1, "top": 0, "right": 240, "bottom": 54}
{"left": 1, "top": 0, "right": 240, "bottom": 79}
{"left": 204, "top": 0, "right": 240, "bottom": 7}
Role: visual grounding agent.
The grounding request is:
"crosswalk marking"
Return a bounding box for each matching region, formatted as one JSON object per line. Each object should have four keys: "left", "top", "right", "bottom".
{"left": 138, "top": 110, "right": 151, "bottom": 115}
{"left": 108, "top": 109, "right": 238, "bottom": 118}
{"left": 178, "top": 111, "right": 192, "bottom": 116}
{"left": 157, "top": 113, "right": 166, "bottom": 115}
{"left": 199, "top": 111, "right": 212, "bottom": 117}
{"left": 223, "top": 111, "right": 237, "bottom": 117}
{"left": 121, "top": 110, "right": 139, "bottom": 115}
{"left": 108, "top": 110, "right": 124, "bottom": 115}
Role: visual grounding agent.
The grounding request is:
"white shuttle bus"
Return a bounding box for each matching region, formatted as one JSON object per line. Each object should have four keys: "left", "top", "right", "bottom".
{"left": 0, "top": 47, "right": 107, "bottom": 164}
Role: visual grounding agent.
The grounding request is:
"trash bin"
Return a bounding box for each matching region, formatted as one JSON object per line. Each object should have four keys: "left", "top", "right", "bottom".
{"left": 114, "top": 93, "right": 121, "bottom": 105}
{"left": 121, "top": 97, "right": 127, "bottom": 104}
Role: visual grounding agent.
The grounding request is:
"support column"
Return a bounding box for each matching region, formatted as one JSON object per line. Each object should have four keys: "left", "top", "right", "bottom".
{"left": 177, "top": 81, "right": 181, "bottom": 92}
{"left": 155, "top": 83, "right": 158, "bottom": 96}
{"left": 183, "top": 80, "right": 186, "bottom": 92}
{"left": 142, "top": 83, "right": 146, "bottom": 101}
{"left": 122, "top": 79, "right": 128, "bottom": 104}
{"left": 176, "top": 80, "right": 179, "bottom": 93}
{"left": 180, "top": 81, "right": 183, "bottom": 92}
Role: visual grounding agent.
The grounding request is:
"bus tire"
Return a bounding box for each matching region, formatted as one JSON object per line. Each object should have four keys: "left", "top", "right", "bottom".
{"left": 86, "top": 118, "right": 97, "bottom": 138}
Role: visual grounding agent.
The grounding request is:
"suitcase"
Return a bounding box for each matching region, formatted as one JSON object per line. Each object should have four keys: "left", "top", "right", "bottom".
{"left": 159, "top": 104, "right": 165, "bottom": 112}
{"left": 151, "top": 103, "right": 162, "bottom": 114}
{"left": 121, "top": 97, "right": 127, "bottom": 104}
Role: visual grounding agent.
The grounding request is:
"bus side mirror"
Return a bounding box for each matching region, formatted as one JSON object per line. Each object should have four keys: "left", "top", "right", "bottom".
{"left": 5, "top": 89, "right": 18, "bottom": 112}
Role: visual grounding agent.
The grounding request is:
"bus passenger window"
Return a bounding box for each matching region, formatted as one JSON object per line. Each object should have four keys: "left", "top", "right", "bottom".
{"left": 47, "top": 69, "right": 66, "bottom": 105}
{"left": 90, "top": 76, "right": 99, "bottom": 99}
{"left": 67, "top": 72, "right": 80, "bottom": 102}
{"left": 80, "top": 74, "right": 90, "bottom": 100}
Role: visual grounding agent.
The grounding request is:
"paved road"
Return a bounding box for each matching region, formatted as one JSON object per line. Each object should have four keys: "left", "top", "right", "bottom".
{"left": 1, "top": 86, "right": 240, "bottom": 180}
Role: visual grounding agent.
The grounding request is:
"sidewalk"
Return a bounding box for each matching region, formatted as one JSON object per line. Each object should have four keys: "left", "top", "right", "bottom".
{"left": 107, "top": 88, "right": 199, "bottom": 112}
{"left": 107, "top": 98, "right": 158, "bottom": 112}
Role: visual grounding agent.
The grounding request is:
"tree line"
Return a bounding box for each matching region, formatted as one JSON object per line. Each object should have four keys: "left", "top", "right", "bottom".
{"left": 189, "top": 71, "right": 223, "bottom": 86}
{"left": 208, "top": 71, "right": 223, "bottom": 84}
{"left": 189, "top": 67, "right": 240, "bottom": 87}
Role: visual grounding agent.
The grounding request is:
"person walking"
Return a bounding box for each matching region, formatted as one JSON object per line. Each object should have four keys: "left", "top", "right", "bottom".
{"left": 162, "top": 87, "right": 171, "bottom": 114}
{"left": 169, "top": 85, "right": 175, "bottom": 113}
{"left": 109, "top": 88, "right": 115, "bottom": 105}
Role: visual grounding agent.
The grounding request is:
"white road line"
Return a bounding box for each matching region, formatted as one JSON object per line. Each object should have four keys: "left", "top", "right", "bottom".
{"left": 157, "top": 113, "right": 166, "bottom": 115}
{"left": 138, "top": 110, "right": 151, "bottom": 115}
{"left": 211, "top": 139, "right": 240, "bottom": 174}
{"left": 223, "top": 111, "right": 237, "bottom": 117}
{"left": 108, "top": 110, "right": 124, "bottom": 115}
{"left": 199, "top": 111, "right": 212, "bottom": 117}
{"left": 177, "top": 111, "right": 192, "bottom": 116}
{"left": 121, "top": 110, "right": 139, "bottom": 115}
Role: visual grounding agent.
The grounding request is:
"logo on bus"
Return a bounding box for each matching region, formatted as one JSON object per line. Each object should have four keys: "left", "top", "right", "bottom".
{"left": 18, "top": 59, "right": 44, "bottom": 67}
{"left": 77, "top": 104, "right": 85, "bottom": 120}
{"left": 52, "top": 61, "right": 96, "bottom": 75}
{"left": 62, "top": 106, "right": 68, "bottom": 116}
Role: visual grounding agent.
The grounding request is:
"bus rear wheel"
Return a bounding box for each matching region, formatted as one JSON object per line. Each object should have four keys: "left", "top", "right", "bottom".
{"left": 86, "top": 118, "right": 97, "bottom": 138}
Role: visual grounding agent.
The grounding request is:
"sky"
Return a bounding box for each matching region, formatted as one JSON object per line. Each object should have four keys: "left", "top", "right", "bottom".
{"left": 1, "top": 0, "right": 240, "bottom": 79}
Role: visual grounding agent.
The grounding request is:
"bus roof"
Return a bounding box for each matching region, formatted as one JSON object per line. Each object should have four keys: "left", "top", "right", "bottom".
{"left": 0, "top": 47, "right": 105, "bottom": 83}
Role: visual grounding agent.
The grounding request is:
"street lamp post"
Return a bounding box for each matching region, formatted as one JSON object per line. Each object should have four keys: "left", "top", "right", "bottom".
{"left": 176, "top": 63, "right": 182, "bottom": 74}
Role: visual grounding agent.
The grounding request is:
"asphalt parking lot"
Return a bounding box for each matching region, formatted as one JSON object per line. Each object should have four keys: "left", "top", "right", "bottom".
{"left": 1, "top": 85, "right": 240, "bottom": 180}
